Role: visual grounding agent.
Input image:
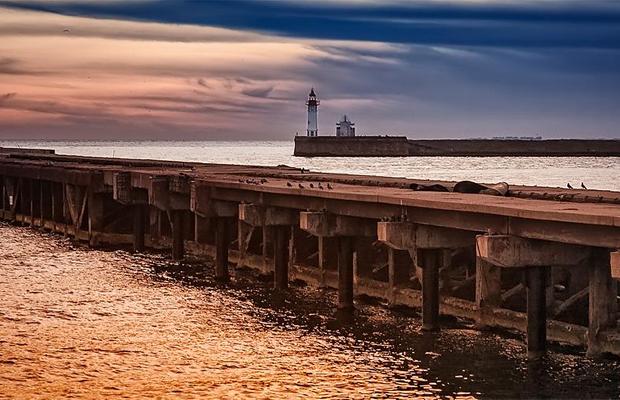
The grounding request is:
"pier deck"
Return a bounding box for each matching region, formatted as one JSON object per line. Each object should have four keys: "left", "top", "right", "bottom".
{"left": 1, "top": 150, "right": 619, "bottom": 358}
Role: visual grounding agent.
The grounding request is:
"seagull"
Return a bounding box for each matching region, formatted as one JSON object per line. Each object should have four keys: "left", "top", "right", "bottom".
{"left": 309, "top": 183, "right": 314, "bottom": 188}
{"left": 63, "top": 28, "right": 71, "bottom": 33}
{"left": 286, "top": 182, "right": 292, "bottom": 187}
{"left": 581, "top": 182, "right": 587, "bottom": 190}
{"left": 260, "top": 178, "right": 267, "bottom": 184}
{"left": 327, "top": 183, "right": 333, "bottom": 190}
{"left": 298, "top": 183, "right": 304, "bottom": 189}
{"left": 318, "top": 183, "right": 324, "bottom": 190}
{"left": 567, "top": 183, "right": 573, "bottom": 189}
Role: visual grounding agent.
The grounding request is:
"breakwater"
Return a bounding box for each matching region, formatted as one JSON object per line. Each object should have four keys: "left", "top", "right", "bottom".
{"left": 1, "top": 149, "right": 619, "bottom": 359}
{"left": 294, "top": 136, "right": 620, "bottom": 157}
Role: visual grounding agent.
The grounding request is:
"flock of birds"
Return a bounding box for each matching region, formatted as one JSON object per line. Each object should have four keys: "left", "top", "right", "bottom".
{"left": 238, "top": 177, "right": 334, "bottom": 190}
{"left": 241, "top": 175, "right": 586, "bottom": 192}
{"left": 287, "top": 181, "right": 333, "bottom": 190}
{"left": 567, "top": 182, "right": 588, "bottom": 190}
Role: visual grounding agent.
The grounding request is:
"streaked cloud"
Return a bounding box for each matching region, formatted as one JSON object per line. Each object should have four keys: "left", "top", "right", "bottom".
{"left": 0, "top": 1, "right": 619, "bottom": 139}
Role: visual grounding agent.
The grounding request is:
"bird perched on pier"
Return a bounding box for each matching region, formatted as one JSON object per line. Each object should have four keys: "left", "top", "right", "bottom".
{"left": 309, "top": 183, "right": 314, "bottom": 188}
{"left": 286, "top": 182, "right": 292, "bottom": 187}
{"left": 327, "top": 183, "right": 333, "bottom": 190}
{"left": 318, "top": 183, "right": 324, "bottom": 190}
{"left": 567, "top": 183, "right": 573, "bottom": 189}
{"left": 581, "top": 182, "right": 587, "bottom": 189}
{"left": 298, "top": 183, "right": 304, "bottom": 189}
{"left": 260, "top": 178, "right": 268, "bottom": 184}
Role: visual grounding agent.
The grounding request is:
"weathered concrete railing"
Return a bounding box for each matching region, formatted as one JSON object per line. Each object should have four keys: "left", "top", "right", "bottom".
{"left": 1, "top": 151, "right": 619, "bottom": 359}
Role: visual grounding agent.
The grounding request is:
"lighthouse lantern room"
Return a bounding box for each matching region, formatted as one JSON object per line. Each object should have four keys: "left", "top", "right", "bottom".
{"left": 306, "top": 88, "right": 319, "bottom": 136}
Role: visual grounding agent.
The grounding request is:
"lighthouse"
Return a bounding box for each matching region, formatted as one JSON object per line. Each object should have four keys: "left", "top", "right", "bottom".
{"left": 306, "top": 88, "right": 319, "bottom": 136}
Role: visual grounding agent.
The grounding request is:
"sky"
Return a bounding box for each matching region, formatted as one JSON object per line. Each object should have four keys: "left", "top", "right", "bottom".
{"left": 0, "top": 0, "right": 619, "bottom": 140}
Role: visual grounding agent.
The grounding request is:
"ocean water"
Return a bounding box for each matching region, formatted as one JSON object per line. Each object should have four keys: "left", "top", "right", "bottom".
{"left": 2, "top": 223, "right": 620, "bottom": 399}
{"left": 1, "top": 140, "right": 619, "bottom": 191}
{"left": 1, "top": 140, "right": 620, "bottom": 399}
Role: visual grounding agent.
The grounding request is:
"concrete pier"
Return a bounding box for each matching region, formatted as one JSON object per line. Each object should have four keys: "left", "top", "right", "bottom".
{"left": 1, "top": 150, "right": 620, "bottom": 358}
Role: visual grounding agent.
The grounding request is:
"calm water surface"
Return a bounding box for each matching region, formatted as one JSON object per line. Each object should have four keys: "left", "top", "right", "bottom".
{"left": 1, "top": 140, "right": 619, "bottom": 191}
{"left": 2, "top": 224, "right": 620, "bottom": 399}
{"left": 1, "top": 141, "right": 620, "bottom": 398}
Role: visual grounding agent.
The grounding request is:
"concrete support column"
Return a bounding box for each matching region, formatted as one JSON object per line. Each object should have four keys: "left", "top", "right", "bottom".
{"left": 88, "top": 191, "right": 104, "bottom": 247}
{"left": 262, "top": 225, "right": 273, "bottom": 275}
{"left": 337, "top": 236, "right": 355, "bottom": 310}
{"left": 39, "top": 180, "right": 45, "bottom": 228}
{"left": 171, "top": 210, "right": 184, "bottom": 260}
{"left": 388, "top": 248, "right": 410, "bottom": 305}
{"left": 7, "top": 178, "right": 17, "bottom": 223}
{"left": 420, "top": 249, "right": 441, "bottom": 331}
{"left": 18, "top": 178, "right": 26, "bottom": 225}
{"left": 318, "top": 236, "right": 328, "bottom": 288}
{"left": 149, "top": 208, "right": 161, "bottom": 243}
{"left": 28, "top": 179, "right": 34, "bottom": 226}
{"left": 587, "top": 250, "right": 617, "bottom": 357}
{"left": 195, "top": 215, "right": 211, "bottom": 244}
{"left": 215, "top": 217, "right": 230, "bottom": 282}
{"left": 1, "top": 176, "right": 5, "bottom": 212}
{"left": 525, "top": 266, "right": 548, "bottom": 360}
{"left": 354, "top": 237, "right": 374, "bottom": 282}
{"left": 133, "top": 204, "right": 145, "bottom": 252}
{"left": 475, "top": 257, "right": 502, "bottom": 328}
{"left": 273, "top": 225, "right": 290, "bottom": 289}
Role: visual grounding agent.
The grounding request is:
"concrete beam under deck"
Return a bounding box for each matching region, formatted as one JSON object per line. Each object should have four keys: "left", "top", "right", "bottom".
{"left": 190, "top": 182, "right": 237, "bottom": 217}
{"left": 477, "top": 235, "right": 591, "bottom": 268}
{"left": 238, "top": 203, "right": 298, "bottom": 227}
{"left": 377, "top": 221, "right": 475, "bottom": 250}
{"left": 299, "top": 211, "right": 376, "bottom": 237}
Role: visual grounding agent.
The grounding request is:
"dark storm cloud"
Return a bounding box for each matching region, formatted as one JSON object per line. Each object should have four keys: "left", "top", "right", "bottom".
{"left": 2, "top": 0, "right": 620, "bottom": 48}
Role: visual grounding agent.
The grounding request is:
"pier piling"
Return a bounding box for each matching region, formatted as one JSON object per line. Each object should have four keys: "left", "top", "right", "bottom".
{"left": 215, "top": 217, "right": 230, "bottom": 282}
{"left": 475, "top": 256, "right": 502, "bottom": 328}
{"left": 526, "top": 266, "right": 548, "bottom": 359}
{"left": 274, "top": 225, "right": 290, "bottom": 289}
{"left": 420, "top": 249, "right": 441, "bottom": 331}
{"left": 171, "top": 210, "right": 185, "bottom": 260}
{"left": 337, "top": 236, "right": 355, "bottom": 311}
{"left": 587, "top": 250, "right": 617, "bottom": 357}
{"left": 133, "top": 205, "right": 145, "bottom": 252}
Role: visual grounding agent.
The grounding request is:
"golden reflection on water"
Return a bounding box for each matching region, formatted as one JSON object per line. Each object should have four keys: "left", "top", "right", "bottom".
{"left": 1, "top": 224, "right": 619, "bottom": 399}
{"left": 0, "top": 225, "right": 441, "bottom": 398}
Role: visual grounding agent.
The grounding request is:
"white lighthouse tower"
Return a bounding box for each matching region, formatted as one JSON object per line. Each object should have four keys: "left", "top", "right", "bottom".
{"left": 306, "top": 88, "right": 319, "bottom": 136}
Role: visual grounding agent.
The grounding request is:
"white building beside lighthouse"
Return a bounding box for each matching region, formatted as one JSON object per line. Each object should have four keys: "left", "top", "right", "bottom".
{"left": 306, "top": 88, "right": 319, "bottom": 136}
{"left": 336, "top": 115, "right": 356, "bottom": 137}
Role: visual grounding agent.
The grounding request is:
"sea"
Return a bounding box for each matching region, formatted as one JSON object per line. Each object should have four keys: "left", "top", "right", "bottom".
{"left": 1, "top": 140, "right": 619, "bottom": 399}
